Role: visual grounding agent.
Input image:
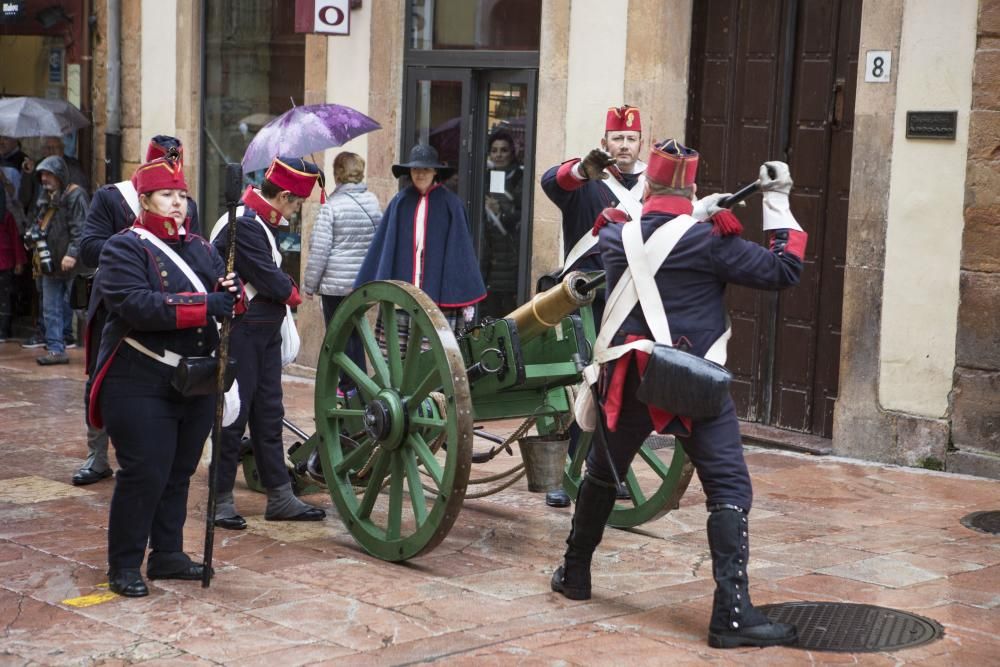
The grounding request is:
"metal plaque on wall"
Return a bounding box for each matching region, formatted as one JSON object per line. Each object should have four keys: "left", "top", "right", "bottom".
{"left": 906, "top": 111, "right": 958, "bottom": 140}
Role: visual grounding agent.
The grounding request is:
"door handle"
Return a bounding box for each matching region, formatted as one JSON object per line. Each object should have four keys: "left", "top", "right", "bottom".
{"left": 831, "top": 77, "right": 845, "bottom": 129}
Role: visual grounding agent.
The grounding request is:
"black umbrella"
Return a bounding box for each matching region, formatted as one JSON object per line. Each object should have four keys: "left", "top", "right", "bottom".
{"left": 0, "top": 97, "right": 89, "bottom": 137}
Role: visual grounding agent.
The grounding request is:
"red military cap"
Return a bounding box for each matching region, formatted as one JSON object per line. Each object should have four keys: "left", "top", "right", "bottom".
{"left": 606, "top": 105, "right": 641, "bottom": 133}
{"left": 133, "top": 157, "right": 189, "bottom": 195}
{"left": 146, "top": 135, "right": 183, "bottom": 163}
{"left": 264, "top": 156, "right": 322, "bottom": 199}
{"left": 646, "top": 138, "right": 698, "bottom": 189}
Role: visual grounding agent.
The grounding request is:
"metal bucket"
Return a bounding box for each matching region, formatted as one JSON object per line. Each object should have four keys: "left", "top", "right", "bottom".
{"left": 519, "top": 434, "right": 570, "bottom": 492}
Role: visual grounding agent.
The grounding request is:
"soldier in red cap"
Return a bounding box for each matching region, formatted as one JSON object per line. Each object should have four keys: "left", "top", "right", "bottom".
{"left": 73, "top": 136, "right": 202, "bottom": 489}
{"left": 80, "top": 136, "right": 201, "bottom": 267}
{"left": 549, "top": 139, "right": 806, "bottom": 649}
{"left": 87, "top": 157, "right": 241, "bottom": 597}
{"left": 210, "top": 156, "right": 327, "bottom": 529}
{"left": 540, "top": 105, "right": 648, "bottom": 507}
{"left": 542, "top": 105, "right": 647, "bottom": 279}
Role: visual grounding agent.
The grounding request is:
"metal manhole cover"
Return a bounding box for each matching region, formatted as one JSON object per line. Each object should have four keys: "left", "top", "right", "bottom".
{"left": 961, "top": 510, "right": 1000, "bottom": 535}
{"left": 758, "top": 602, "right": 944, "bottom": 652}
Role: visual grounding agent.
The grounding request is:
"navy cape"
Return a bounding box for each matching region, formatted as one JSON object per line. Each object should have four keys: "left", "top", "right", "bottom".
{"left": 355, "top": 184, "right": 486, "bottom": 308}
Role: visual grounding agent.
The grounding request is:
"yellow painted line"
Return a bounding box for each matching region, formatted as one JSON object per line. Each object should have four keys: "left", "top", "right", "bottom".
{"left": 62, "top": 586, "right": 119, "bottom": 607}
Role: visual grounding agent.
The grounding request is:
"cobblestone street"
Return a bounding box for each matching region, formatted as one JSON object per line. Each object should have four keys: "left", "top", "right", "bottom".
{"left": 0, "top": 342, "right": 998, "bottom": 665}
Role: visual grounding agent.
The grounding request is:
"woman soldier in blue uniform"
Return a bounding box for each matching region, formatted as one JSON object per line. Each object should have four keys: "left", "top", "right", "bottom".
{"left": 88, "top": 157, "right": 241, "bottom": 597}
{"left": 550, "top": 140, "right": 807, "bottom": 649}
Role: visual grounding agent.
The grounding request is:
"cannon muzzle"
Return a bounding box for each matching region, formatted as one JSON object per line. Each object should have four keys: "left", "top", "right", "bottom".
{"left": 505, "top": 270, "right": 597, "bottom": 343}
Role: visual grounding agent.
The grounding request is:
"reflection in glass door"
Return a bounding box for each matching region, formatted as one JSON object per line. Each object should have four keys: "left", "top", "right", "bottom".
{"left": 402, "top": 67, "right": 536, "bottom": 317}
{"left": 406, "top": 70, "right": 472, "bottom": 203}
{"left": 479, "top": 77, "right": 530, "bottom": 316}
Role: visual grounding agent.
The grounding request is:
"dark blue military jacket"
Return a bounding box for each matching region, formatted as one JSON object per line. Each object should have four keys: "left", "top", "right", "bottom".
{"left": 599, "top": 202, "right": 805, "bottom": 358}
{"left": 541, "top": 160, "right": 642, "bottom": 272}
{"left": 212, "top": 208, "right": 295, "bottom": 325}
{"left": 80, "top": 185, "right": 200, "bottom": 267}
{"left": 88, "top": 229, "right": 226, "bottom": 427}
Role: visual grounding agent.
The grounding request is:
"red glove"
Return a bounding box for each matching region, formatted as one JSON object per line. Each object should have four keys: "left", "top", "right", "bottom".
{"left": 591, "top": 207, "right": 631, "bottom": 236}
{"left": 285, "top": 284, "right": 302, "bottom": 308}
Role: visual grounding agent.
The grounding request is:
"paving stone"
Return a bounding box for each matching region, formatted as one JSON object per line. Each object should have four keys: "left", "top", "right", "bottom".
{"left": 0, "top": 343, "right": 998, "bottom": 663}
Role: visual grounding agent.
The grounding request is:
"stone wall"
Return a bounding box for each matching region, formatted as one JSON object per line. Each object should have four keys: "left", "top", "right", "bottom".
{"left": 833, "top": 0, "right": 952, "bottom": 469}
{"left": 949, "top": 0, "right": 1000, "bottom": 478}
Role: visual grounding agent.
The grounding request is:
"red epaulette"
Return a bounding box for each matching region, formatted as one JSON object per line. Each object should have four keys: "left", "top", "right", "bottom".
{"left": 710, "top": 209, "right": 743, "bottom": 237}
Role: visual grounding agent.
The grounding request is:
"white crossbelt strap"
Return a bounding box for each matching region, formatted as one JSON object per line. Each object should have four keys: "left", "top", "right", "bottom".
{"left": 560, "top": 169, "right": 646, "bottom": 276}
{"left": 210, "top": 206, "right": 247, "bottom": 242}
{"left": 212, "top": 210, "right": 282, "bottom": 301}
{"left": 130, "top": 227, "right": 207, "bottom": 292}
{"left": 124, "top": 336, "right": 183, "bottom": 367}
{"left": 126, "top": 227, "right": 210, "bottom": 367}
{"left": 582, "top": 214, "right": 731, "bottom": 386}
{"left": 113, "top": 180, "right": 140, "bottom": 217}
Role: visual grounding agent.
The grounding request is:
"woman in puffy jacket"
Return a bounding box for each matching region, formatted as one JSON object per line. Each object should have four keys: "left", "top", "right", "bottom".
{"left": 302, "top": 152, "right": 381, "bottom": 390}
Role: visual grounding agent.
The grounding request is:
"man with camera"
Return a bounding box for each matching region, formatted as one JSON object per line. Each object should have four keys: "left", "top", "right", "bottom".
{"left": 25, "top": 155, "right": 89, "bottom": 365}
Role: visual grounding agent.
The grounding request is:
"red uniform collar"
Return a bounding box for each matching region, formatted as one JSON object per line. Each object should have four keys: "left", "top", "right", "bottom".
{"left": 641, "top": 194, "right": 694, "bottom": 217}
{"left": 242, "top": 185, "right": 286, "bottom": 228}
{"left": 136, "top": 210, "right": 189, "bottom": 239}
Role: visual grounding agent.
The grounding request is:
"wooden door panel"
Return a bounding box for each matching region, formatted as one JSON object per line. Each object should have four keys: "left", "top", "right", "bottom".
{"left": 689, "top": 0, "right": 860, "bottom": 437}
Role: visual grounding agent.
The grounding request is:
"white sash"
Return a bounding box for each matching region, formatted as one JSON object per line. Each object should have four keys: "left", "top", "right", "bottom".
{"left": 128, "top": 227, "right": 241, "bottom": 424}
{"left": 215, "top": 211, "right": 300, "bottom": 366}
{"left": 560, "top": 168, "right": 646, "bottom": 275}
{"left": 113, "top": 180, "right": 140, "bottom": 217}
{"left": 130, "top": 227, "right": 207, "bottom": 292}
{"left": 584, "top": 214, "right": 731, "bottom": 379}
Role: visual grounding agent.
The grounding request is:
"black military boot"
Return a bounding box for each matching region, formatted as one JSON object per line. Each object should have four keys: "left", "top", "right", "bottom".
{"left": 550, "top": 474, "right": 618, "bottom": 600}
{"left": 706, "top": 505, "right": 797, "bottom": 648}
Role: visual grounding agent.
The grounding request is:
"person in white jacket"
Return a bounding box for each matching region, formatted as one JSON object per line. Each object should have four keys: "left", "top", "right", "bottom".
{"left": 303, "top": 152, "right": 382, "bottom": 391}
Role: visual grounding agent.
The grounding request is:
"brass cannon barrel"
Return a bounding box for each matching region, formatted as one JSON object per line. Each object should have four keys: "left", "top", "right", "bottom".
{"left": 505, "top": 270, "right": 596, "bottom": 343}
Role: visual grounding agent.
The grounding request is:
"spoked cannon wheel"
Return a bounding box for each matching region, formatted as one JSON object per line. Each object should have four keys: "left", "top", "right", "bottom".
{"left": 315, "top": 281, "right": 473, "bottom": 561}
{"left": 563, "top": 430, "right": 694, "bottom": 528}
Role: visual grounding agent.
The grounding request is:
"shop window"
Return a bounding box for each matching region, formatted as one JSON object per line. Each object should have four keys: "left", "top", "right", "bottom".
{"left": 202, "top": 0, "right": 305, "bottom": 275}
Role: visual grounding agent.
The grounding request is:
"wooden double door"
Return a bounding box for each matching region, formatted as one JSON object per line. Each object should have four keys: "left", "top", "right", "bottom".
{"left": 686, "top": 0, "right": 862, "bottom": 437}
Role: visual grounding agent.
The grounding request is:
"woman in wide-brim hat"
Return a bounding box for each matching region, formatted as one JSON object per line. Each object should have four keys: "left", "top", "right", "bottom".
{"left": 390, "top": 143, "right": 456, "bottom": 181}
{"left": 356, "top": 143, "right": 485, "bottom": 347}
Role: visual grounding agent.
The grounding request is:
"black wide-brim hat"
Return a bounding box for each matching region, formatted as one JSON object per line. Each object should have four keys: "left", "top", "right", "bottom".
{"left": 392, "top": 143, "right": 455, "bottom": 180}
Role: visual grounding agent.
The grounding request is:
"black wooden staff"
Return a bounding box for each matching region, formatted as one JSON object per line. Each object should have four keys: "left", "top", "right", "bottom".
{"left": 203, "top": 163, "right": 244, "bottom": 587}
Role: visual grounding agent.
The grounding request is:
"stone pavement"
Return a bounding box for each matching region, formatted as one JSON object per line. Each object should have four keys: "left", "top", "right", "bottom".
{"left": 0, "top": 342, "right": 998, "bottom": 666}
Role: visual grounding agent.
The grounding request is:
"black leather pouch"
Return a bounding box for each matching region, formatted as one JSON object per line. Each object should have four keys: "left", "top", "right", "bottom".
{"left": 170, "top": 357, "right": 237, "bottom": 396}
{"left": 635, "top": 343, "right": 731, "bottom": 420}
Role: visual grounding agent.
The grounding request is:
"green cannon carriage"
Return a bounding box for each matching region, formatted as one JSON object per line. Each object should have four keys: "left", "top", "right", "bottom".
{"left": 241, "top": 273, "right": 694, "bottom": 561}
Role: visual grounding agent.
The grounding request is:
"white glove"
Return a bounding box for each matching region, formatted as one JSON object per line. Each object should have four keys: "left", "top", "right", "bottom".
{"left": 759, "top": 161, "right": 792, "bottom": 194}
{"left": 462, "top": 305, "right": 476, "bottom": 325}
{"left": 691, "top": 192, "right": 731, "bottom": 221}
{"left": 222, "top": 379, "right": 241, "bottom": 428}
{"left": 759, "top": 161, "right": 802, "bottom": 231}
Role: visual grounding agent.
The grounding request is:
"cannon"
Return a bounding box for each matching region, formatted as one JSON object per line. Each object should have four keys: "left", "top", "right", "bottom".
{"left": 240, "top": 272, "right": 694, "bottom": 561}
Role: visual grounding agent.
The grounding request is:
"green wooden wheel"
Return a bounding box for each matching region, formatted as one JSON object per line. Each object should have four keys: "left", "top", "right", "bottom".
{"left": 563, "top": 430, "right": 694, "bottom": 528}
{"left": 315, "top": 280, "right": 473, "bottom": 561}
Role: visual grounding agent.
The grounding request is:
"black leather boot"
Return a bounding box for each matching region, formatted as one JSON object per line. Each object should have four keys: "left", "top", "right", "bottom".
{"left": 706, "top": 505, "right": 797, "bottom": 648}
{"left": 550, "top": 474, "right": 618, "bottom": 600}
{"left": 147, "top": 551, "right": 212, "bottom": 581}
{"left": 108, "top": 568, "right": 149, "bottom": 597}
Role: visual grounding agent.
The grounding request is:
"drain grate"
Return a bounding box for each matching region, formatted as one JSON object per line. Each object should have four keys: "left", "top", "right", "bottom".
{"left": 758, "top": 602, "right": 944, "bottom": 653}
{"left": 960, "top": 510, "right": 1000, "bottom": 535}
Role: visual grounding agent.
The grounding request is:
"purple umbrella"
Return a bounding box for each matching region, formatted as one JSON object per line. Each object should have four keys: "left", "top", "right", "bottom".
{"left": 241, "top": 103, "right": 381, "bottom": 174}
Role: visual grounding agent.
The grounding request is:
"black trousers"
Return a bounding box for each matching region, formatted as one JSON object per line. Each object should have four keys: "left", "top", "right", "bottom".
{"left": 585, "top": 360, "right": 753, "bottom": 510}
{"left": 216, "top": 319, "right": 289, "bottom": 493}
{"left": 0, "top": 269, "right": 13, "bottom": 337}
{"left": 101, "top": 346, "right": 214, "bottom": 570}
{"left": 321, "top": 293, "right": 366, "bottom": 391}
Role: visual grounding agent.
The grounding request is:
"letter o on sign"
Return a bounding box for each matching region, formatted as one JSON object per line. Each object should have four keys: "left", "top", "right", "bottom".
{"left": 315, "top": 0, "right": 350, "bottom": 35}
